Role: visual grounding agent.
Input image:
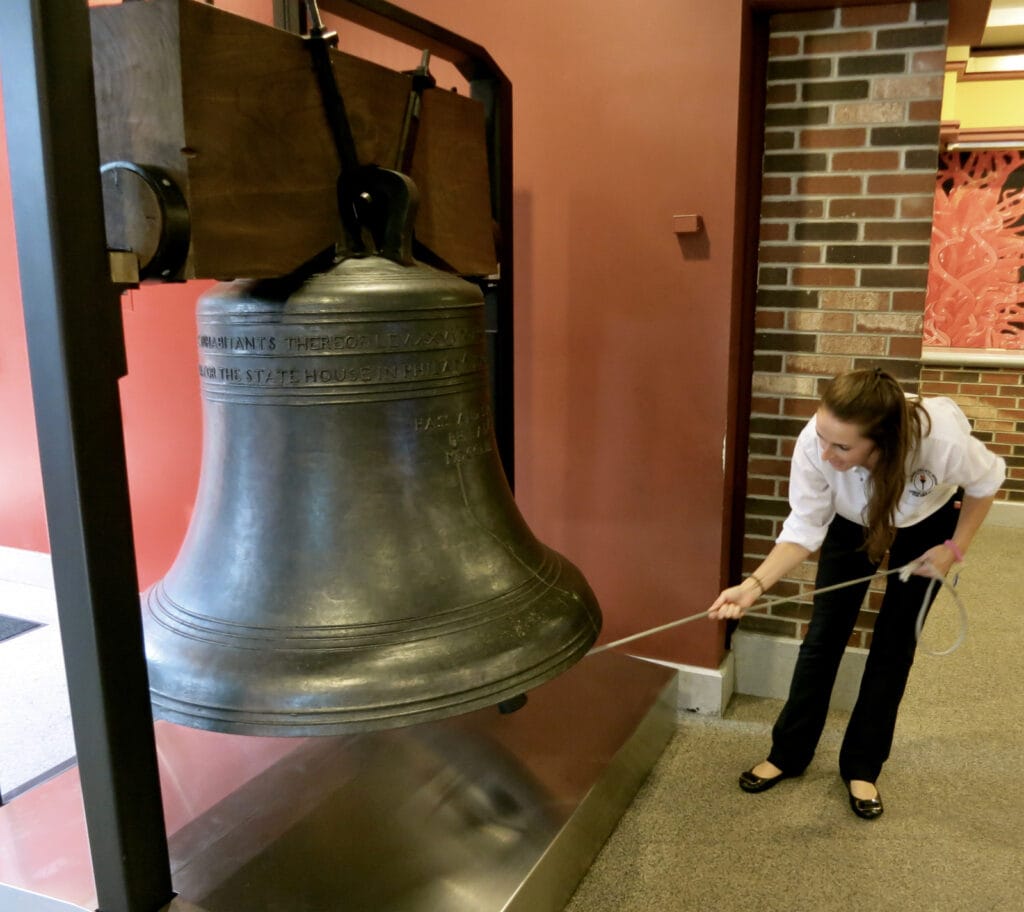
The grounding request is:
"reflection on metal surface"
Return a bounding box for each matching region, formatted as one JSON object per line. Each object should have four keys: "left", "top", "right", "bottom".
{"left": 144, "top": 254, "right": 601, "bottom": 736}
{"left": 0, "top": 653, "right": 675, "bottom": 912}
{"left": 172, "top": 730, "right": 556, "bottom": 910}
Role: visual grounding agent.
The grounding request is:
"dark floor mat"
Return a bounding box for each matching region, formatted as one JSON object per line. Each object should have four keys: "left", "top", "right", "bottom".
{"left": 0, "top": 614, "right": 42, "bottom": 642}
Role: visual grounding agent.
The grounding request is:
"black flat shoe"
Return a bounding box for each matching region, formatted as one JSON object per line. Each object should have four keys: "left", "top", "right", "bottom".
{"left": 847, "top": 783, "right": 884, "bottom": 819}
{"left": 739, "top": 767, "right": 789, "bottom": 793}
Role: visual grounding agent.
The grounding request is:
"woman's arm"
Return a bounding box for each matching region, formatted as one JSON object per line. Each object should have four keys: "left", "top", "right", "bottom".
{"left": 708, "top": 541, "right": 812, "bottom": 620}
{"left": 911, "top": 492, "right": 996, "bottom": 578}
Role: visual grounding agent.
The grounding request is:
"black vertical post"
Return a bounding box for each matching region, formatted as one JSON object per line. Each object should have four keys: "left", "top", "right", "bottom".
{"left": 315, "top": 0, "right": 516, "bottom": 488}
{"left": 465, "top": 69, "right": 514, "bottom": 490}
{"left": 0, "top": 2, "right": 173, "bottom": 911}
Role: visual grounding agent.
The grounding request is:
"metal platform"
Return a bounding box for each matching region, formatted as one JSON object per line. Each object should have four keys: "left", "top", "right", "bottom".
{"left": 0, "top": 652, "right": 676, "bottom": 912}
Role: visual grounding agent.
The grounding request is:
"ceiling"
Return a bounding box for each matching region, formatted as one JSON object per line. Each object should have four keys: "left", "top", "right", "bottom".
{"left": 980, "top": 0, "right": 1024, "bottom": 48}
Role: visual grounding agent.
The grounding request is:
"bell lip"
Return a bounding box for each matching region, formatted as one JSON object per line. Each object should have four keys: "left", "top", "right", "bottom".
{"left": 147, "top": 625, "right": 600, "bottom": 738}
{"left": 143, "top": 550, "right": 601, "bottom": 738}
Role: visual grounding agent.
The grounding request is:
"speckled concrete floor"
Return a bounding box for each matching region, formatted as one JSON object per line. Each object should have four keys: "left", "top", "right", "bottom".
{"left": 565, "top": 524, "right": 1024, "bottom": 912}
{"left": 0, "top": 553, "right": 73, "bottom": 801}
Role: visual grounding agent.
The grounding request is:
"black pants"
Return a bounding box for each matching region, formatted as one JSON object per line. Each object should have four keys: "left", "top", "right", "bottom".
{"left": 766, "top": 494, "right": 960, "bottom": 783}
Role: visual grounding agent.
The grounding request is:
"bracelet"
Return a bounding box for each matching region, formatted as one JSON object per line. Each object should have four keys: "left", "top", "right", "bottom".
{"left": 943, "top": 539, "right": 964, "bottom": 563}
{"left": 747, "top": 572, "right": 766, "bottom": 595}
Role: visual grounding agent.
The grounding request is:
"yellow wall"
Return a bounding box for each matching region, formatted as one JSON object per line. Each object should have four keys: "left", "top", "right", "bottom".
{"left": 943, "top": 46, "right": 1024, "bottom": 129}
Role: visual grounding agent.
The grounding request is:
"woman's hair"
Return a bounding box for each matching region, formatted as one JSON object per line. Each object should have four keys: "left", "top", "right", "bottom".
{"left": 821, "top": 368, "right": 930, "bottom": 561}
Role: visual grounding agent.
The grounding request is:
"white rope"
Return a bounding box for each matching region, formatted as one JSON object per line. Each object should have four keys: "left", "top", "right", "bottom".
{"left": 913, "top": 574, "right": 967, "bottom": 656}
{"left": 588, "top": 561, "right": 967, "bottom": 658}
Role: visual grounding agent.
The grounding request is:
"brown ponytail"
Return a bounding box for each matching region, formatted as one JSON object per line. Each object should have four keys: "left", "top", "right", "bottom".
{"left": 821, "top": 369, "right": 930, "bottom": 562}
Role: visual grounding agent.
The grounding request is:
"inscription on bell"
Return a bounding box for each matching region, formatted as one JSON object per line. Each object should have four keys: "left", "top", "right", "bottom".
{"left": 198, "top": 326, "right": 482, "bottom": 355}
{"left": 414, "top": 408, "right": 494, "bottom": 465}
{"left": 283, "top": 328, "right": 481, "bottom": 353}
{"left": 198, "top": 335, "right": 277, "bottom": 352}
{"left": 198, "top": 352, "right": 484, "bottom": 388}
{"left": 445, "top": 441, "right": 493, "bottom": 465}
{"left": 414, "top": 407, "right": 491, "bottom": 433}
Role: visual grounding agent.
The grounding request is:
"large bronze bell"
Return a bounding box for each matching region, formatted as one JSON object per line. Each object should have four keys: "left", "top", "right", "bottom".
{"left": 142, "top": 246, "right": 601, "bottom": 736}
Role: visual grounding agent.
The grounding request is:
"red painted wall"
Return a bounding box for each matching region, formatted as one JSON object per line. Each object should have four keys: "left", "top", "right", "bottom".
{"left": 0, "top": 82, "right": 48, "bottom": 557}
{"left": 1, "top": 0, "right": 742, "bottom": 668}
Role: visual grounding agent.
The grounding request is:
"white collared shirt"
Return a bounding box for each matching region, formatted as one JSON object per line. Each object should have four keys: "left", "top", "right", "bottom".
{"left": 777, "top": 397, "right": 1006, "bottom": 552}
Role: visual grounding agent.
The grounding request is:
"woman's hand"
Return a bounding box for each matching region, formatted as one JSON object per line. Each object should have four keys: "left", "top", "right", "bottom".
{"left": 908, "top": 543, "right": 957, "bottom": 579}
{"left": 708, "top": 579, "right": 762, "bottom": 620}
{"left": 708, "top": 543, "right": 809, "bottom": 622}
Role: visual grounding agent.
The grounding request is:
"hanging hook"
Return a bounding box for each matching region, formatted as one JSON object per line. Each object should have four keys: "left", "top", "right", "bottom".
{"left": 302, "top": 0, "right": 364, "bottom": 254}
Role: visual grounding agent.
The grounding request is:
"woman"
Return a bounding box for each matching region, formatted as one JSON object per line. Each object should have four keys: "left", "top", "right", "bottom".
{"left": 709, "top": 368, "right": 1005, "bottom": 819}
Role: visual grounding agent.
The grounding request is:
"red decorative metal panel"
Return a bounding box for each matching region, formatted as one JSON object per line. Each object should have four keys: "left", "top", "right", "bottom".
{"left": 926, "top": 150, "right": 1024, "bottom": 350}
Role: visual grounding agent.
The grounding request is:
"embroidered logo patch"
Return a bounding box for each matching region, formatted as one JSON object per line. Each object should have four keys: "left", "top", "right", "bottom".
{"left": 908, "top": 468, "right": 937, "bottom": 497}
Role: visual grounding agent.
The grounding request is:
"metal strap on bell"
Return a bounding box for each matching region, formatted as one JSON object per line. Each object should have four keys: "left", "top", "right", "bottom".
{"left": 142, "top": 168, "right": 601, "bottom": 736}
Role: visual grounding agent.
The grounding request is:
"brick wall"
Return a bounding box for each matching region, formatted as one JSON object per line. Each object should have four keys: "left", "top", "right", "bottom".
{"left": 741, "top": 2, "right": 948, "bottom": 645}
{"left": 920, "top": 366, "right": 1024, "bottom": 502}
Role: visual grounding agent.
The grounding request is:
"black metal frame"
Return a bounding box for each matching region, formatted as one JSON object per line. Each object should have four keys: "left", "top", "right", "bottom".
{"left": 0, "top": 2, "right": 173, "bottom": 910}
{"left": 0, "top": 2, "right": 513, "bottom": 910}
{"left": 292, "top": 0, "right": 516, "bottom": 486}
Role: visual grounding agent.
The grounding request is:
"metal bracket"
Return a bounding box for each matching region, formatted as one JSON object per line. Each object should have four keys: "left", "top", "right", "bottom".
{"left": 99, "top": 161, "right": 191, "bottom": 281}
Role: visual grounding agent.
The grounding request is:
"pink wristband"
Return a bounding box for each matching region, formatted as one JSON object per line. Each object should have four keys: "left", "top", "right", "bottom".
{"left": 943, "top": 539, "right": 964, "bottom": 563}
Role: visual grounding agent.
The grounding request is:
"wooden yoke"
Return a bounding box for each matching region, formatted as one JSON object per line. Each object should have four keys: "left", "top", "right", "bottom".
{"left": 90, "top": 0, "right": 497, "bottom": 281}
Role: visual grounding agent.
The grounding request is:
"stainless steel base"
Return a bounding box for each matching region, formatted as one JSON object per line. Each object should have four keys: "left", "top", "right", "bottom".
{"left": 0, "top": 652, "right": 676, "bottom": 912}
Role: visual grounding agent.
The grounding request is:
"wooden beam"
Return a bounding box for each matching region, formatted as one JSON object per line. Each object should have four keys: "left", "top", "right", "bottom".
{"left": 91, "top": 0, "right": 496, "bottom": 280}
{"left": 948, "top": 0, "right": 992, "bottom": 48}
